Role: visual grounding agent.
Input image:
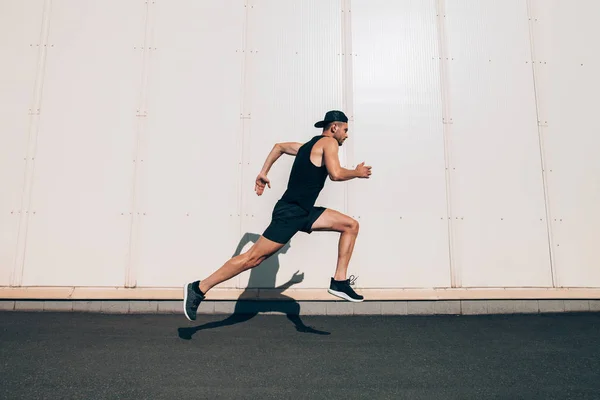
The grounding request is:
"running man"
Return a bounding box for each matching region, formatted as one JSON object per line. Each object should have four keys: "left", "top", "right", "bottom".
{"left": 184, "top": 110, "right": 372, "bottom": 320}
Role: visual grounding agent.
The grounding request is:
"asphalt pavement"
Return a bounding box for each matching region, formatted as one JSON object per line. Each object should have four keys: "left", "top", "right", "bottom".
{"left": 1, "top": 311, "right": 600, "bottom": 399}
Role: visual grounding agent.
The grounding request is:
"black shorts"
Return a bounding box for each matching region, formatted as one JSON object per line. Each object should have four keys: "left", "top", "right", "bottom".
{"left": 262, "top": 200, "right": 327, "bottom": 244}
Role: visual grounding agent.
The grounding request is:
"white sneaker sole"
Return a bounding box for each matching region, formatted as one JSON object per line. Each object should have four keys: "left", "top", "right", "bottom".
{"left": 183, "top": 284, "right": 193, "bottom": 321}
{"left": 327, "top": 288, "right": 364, "bottom": 303}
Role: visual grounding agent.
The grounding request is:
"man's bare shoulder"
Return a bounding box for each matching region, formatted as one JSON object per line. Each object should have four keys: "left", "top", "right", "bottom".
{"left": 318, "top": 136, "right": 339, "bottom": 149}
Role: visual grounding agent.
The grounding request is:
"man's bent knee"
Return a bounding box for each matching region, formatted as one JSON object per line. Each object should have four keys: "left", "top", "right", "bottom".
{"left": 238, "top": 235, "right": 284, "bottom": 270}
{"left": 347, "top": 218, "right": 359, "bottom": 234}
{"left": 242, "top": 250, "right": 272, "bottom": 270}
{"left": 242, "top": 254, "right": 261, "bottom": 270}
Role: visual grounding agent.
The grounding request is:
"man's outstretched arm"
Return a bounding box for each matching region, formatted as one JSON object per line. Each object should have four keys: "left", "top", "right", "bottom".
{"left": 255, "top": 142, "right": 302, "bottom": 196}
{"left": 260, "top": 142, "right": 302, "bottom": 175}
{"left": 322, "top": 137, "right": 371, "bottom": 181}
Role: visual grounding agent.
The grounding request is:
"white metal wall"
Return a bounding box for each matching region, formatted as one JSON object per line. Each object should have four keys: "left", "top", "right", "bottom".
{"left": 20, "top": 0, "right": 143, "bottom": 287}
{"left": 444, "top": 0, "right": 552, "bottom": 287}
{"left": 350, "top": 0, "right": 451, "bottom": 288}
{"left": 133, "top": 0, "right": 246, "bottom": 289}
{"left": 1, "top": 0, "right": 599, "bottom": 291}
{"left": 529, "top": 0, "right": 600, "bottom": 287}
{"left": 0, "top": 0, "right": 45, "bottom": 286}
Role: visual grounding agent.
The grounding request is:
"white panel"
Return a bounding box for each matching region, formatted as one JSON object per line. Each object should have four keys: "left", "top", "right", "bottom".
{"left": 445, "top": 0, "right": 552, "bottom": 287}
{"left": 22, "top": 0, "right": 145, "bottom": 286}
{"left": 0, "top": 0, "right": 44, "bottom": 285}
{"left": 135, "top": 0, "right": 245, "bottom": 288}
{"left": 532, "top": 0, "right": 600, "bottom": 287}
{"left": 240, "top": 0, "right": 344, "bottom": 288}
{"left": 349, "top": 0, "right": 450, "bottom": 288}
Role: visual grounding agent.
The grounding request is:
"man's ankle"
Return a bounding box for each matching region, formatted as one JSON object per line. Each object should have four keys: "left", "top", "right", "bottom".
{"left": 192, "top": 281, "right": 206, "bottom": 296}
{"left": 197, "top": 281, "right": 210, "bottom": 296}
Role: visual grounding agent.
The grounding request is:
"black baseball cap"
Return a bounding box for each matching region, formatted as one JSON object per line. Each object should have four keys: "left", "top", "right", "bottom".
{"left": 314, "top": 110, "right": 349, "bottom": 128}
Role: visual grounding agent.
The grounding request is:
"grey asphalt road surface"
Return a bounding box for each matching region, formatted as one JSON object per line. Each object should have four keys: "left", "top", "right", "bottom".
{"left": 1, "top": 311, "right": 600, "bottom": 399}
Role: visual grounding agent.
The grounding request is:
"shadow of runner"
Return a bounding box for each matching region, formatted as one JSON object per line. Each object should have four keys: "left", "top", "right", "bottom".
{"left": 178, "top": 233, "right": 330, "bottom": 339}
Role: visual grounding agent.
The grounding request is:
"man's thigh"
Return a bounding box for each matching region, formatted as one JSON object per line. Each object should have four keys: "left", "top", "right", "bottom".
{"left": 309, "top": 208, "right": 357, "bottom": 233}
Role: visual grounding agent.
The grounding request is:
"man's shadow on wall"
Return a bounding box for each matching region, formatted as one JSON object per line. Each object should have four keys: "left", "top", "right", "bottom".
{"left": 178, "top": 233, "right": 330, "bottom": 340}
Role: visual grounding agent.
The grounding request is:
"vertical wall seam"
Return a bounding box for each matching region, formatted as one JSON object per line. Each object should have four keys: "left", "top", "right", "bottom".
{"left": 435, "top": 0, "right": 458, "bottom": 288}
{"left": 342, "top": 0, "right": 358, "bottom": 280}
{"left": 12, "top": 0, "right": 53, "bottom": 287}
{"left": 125, "top": 0, "right": 154, "bottom": 288}
{"left": 525, "top": 0, "right": 556, "bottom": 288}
{"left": 341, "top": 0, "right": 355, "bottom": 218}
{"left": 238, "top": 0, "right": 249, "bottom": 241}
{"left": 236, "top": 0, "right": 253, "bottom": 289}
{"left": 341, "top": 0, "right": 347, "bottom": 219}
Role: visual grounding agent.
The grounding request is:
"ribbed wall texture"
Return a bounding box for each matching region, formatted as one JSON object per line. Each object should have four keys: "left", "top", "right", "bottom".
{"left": 0, "top": 0, "right": 599, "bottom": 291}
{"left": 350, "top": 0, "right": 450, "bottom": 288}
{"left": 443, "top": 0, "right": 552, "bottom": 287}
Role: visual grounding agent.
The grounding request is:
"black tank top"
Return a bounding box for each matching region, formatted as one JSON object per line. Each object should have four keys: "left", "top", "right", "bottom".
{"left": 280, "top": 135, "right": 329, "bottom": 212}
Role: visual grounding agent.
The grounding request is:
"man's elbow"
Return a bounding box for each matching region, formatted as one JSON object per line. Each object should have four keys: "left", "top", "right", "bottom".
{"left": 329, "top": 172, "right": 341, "bottom": 181}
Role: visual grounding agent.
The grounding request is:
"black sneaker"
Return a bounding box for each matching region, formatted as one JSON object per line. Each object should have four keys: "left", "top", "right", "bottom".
{"left": 327, "top": 275, "right": 364, "bottom": 302}
{"left": 183, "top": 281, "right": 205, "bottom": 321}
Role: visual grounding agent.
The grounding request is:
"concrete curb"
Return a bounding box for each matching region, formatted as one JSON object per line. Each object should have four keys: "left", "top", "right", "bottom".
{"left": 1, "top": 299, "right": 600, "bottom": 315}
